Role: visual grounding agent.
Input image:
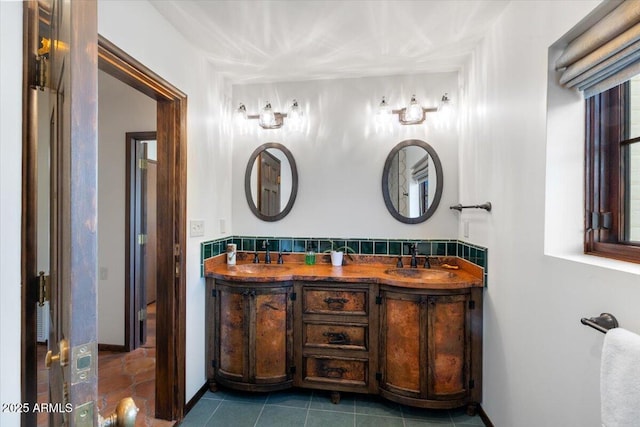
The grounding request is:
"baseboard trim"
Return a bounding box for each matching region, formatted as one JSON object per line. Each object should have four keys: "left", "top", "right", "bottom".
{"left": 478, "top": 404, "right": 494, "bottom": 427}
{"left": 98, "top": 343, "right": 127, "bottom": 352}
{"left": 184, "top": 382, "right": 209, "bottom": 415}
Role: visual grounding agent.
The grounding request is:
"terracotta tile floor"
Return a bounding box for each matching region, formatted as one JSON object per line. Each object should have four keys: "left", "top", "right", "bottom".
{"left": 37, "top": 303, "right": 173, "bottom": 427}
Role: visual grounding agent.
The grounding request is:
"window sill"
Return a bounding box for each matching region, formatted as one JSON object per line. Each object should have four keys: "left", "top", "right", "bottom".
{"left": 545, "top": 251, "right": 640, "bottom": 276}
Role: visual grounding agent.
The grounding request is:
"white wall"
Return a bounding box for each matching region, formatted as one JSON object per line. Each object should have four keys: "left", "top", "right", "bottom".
{"left": 0, "top": 1, "right": 23, "bottom": 424}
{"left": 97, "top": 70, "right": 156, "bottom": 346}
{"left": 97, "top": 0, "right": 233, "bottom": 402}
{"left": 460, "top": 1, "right": 640, "bottom": 426}
{"left": 231, "top": 73, "right": 459, "bottom": 239}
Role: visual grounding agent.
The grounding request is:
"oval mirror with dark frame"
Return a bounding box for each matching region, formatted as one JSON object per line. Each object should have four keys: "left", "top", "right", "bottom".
{"left": 245, "top": 142, "right": 299, "bottom": 221}
{"left": 382, "top": 139, "right": 443, "bottom": 224}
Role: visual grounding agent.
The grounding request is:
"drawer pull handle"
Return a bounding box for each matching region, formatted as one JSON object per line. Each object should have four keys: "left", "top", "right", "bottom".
{"left": 323, "top": 332, "right": 350, "bottom": 345}
{"left": 323, "top": 297, "right": 348, "bottom": 309}
{"left": 321, "top": 366, "right": 347, "bottom": 378}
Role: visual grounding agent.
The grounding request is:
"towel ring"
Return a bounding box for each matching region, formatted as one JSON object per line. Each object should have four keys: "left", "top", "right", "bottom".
{"left": 581, "top": 313, "right": 619, "bottom": 334}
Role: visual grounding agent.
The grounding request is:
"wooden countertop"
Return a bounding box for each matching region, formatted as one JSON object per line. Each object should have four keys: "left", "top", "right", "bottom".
{"left": 204, "top": 253, "right": 483, "bottom": 289}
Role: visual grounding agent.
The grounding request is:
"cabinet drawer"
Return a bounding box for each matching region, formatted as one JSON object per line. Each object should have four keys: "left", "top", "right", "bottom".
{"left": 304, "top": 323, "right": 367, "bottom": 351}
{"left": 304, "top": 356, "right": 367, "bottom": 387}
{"left": 303, "top": 288, "right": 367, "bottom": 315}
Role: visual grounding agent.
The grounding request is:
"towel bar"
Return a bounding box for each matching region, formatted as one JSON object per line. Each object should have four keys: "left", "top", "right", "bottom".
{"left": 581, "top": 313, "right": 619, "bottom": 334}
{"left": 449, "top": 202, "right": 492, "bottom": 212}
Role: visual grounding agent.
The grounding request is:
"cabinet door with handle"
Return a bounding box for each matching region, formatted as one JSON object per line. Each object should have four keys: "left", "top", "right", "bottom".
{"left": 379, "top": 289, "right": 473, "bottom": 409}
{"left": 426, "top": 294, "right": 469, "bottom": 401}
{"left": 253, "top": 289, "right": 292, "bottom": 385}
{"left": 211, "top": 280, "right": 294, "bottom": 392}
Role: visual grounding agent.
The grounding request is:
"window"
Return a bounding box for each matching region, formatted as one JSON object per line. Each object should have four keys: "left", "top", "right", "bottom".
{"left": 585, "top": 73, "right": 640, "bottom": 263}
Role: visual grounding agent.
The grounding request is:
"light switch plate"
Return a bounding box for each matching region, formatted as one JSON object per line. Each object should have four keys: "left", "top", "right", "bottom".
{"left": 190, "top": 220, "right": 205, "bottom": 237}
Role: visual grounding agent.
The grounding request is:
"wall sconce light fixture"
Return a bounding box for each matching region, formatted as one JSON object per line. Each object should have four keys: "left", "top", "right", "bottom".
{"left": 236, "top": 100, "right": 303, "bottom": 130}
{"left": 377, "top": 94, "right": 445, "bottom": 125}
{"left": 439, "top": 93, "right": 452, "bottom": 114}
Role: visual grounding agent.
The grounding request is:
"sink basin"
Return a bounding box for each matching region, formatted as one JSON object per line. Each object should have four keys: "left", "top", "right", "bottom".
{"left": 231, "top": 264, "right": 292, "bottom": 274}
{"left": 384, "top": 268, "right": 454, "bottom": 280}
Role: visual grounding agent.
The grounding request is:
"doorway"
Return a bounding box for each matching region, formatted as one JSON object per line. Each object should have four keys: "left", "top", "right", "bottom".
{"left": 99, "top": 37, "right": 188, "bottom": 421}
{"left": 21, "top": 2, "right": 188, "bottom": 422}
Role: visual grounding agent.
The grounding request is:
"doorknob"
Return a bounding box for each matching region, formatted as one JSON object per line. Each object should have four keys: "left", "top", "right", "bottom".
{"left": 45, "top": 338, "right": 69, "bottom": 368}
{"left": 99, "top": 397, "right": 139, "bottom": 427}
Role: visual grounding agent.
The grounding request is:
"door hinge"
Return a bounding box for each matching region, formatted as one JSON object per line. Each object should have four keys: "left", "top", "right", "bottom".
{"left": 137, "top": 234, "right": 147, "bottom": 245}
{"left": 468, "top": 300, "right": 475, "bottom": 310}
{"left": 290, "top": 366, "right": 297, "bottom": 374}
{"left": 174, "top": 244, "right": 180, "bottom": 256}
{"left": 375, "top": 296, "right": 383, "bottom": 305}
{"left": 589, "top": 211, "right": 612, "bottom": 230}
{"left": 37, "top": 271, "right": 49, "bottom": 306}
{"left": 32, "top": 38, "right": 50, "bottom": 90}
{"left": 175, "top": 262, "right": 180, "bottom": 278}
{"left": 33, "top": 55, "right": 48, "bottom": 91}
{"left": 375, "top": 372, "right": 382, "bottom": 381}
{"left": 469, "top": 379, "right": 475, "bottom": 389}
{"left": 290, "top": 292, "right": 297, "bottom": 301}
{"left": 138, "top": 308, "right": 147, "bottom": 321}
{"left": 138, "top": 158, "right": 148, "bottom": 170}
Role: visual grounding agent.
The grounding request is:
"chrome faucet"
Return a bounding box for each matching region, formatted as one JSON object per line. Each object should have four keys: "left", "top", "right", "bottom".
{"left": 262, "top": 240, "right": 271, "bottom": 264}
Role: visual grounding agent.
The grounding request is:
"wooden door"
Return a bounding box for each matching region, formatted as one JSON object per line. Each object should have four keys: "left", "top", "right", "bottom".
{"left": 134, "top": 140, "right": 148, "bottom": 346}
{"left": 258, "top": 150, "right": 281, "bottom": 216}
{"left": 47, "top": 0, "right": 100, "bottom": 424}
{"left": 22, "top": 2, "right": 48, "bottom": 425}
{"left": 145, "top": 159, "right": 157, "bottom": 306}
{"left": 126, "top": 132, "right": 157, "bottom": 349}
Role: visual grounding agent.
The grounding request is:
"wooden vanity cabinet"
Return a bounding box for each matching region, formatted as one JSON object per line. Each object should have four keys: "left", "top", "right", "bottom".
{"left": 294, "top": 282, "right": 378, "bottom": 396}
{"left": 206, "top": 273, "right": 482, "bottom": 412}
{"left": 378, "top": 286, "right": 482, "bottom": 413}
{"left": 207, "top": 279, "right": 294, "bottom": 392}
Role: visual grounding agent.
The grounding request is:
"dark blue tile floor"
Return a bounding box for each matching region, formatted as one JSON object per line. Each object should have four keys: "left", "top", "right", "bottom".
{"left": 179, "top": 388, "right": 485, "bottom": 427}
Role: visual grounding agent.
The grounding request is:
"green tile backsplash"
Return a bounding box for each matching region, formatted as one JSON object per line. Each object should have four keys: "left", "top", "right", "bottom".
{"left": 201, "top": 236, "right": 488, "bottom": 284}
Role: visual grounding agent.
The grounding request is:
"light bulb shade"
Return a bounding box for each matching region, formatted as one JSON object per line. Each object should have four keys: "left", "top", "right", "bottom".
{"left": 235, "top": 103, "right": 247, "bottom": 122}
{"left": 402, "top": 95, "right": 424, "bottom": 124}
{"left": 375, "top": 96, "right": 393, "bottom": 128}
{"left": 439, "top": 93, "right": 452, "bottom": 113}
{"left": 378, "top": 96, "right": 391, "bottom": 113}
{"left": 256, "top": 102, "right": 284, "bottom": 129}
{"left": 259, "top": 102, "right": 275, "bottom": 127}
{"left": 288, "top": 99, "right": 304, "bottom": 125}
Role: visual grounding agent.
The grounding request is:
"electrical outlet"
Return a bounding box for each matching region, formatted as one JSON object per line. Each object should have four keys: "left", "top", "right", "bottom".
{"left": 219, "top": 218, "right": 227, "bottom": 234}
{"left": 190, "top": 220, "right": 205, "bottom": 237}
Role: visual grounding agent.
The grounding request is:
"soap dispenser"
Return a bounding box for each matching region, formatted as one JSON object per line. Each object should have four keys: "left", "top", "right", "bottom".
{"left": 305, "top": 242, "right": 316, "bottom": 265}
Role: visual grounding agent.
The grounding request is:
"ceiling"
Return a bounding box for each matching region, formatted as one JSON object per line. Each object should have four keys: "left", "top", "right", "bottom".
{"left": 151, "top": 0, "right": 510, "bottom": 85}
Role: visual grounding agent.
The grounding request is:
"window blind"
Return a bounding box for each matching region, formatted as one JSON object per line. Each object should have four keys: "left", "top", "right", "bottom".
{"left": 556, "top": 0, "right": 640, "bottom": 97}
{"left": 411, "top": 155, "right": 429, "bottom": 183}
